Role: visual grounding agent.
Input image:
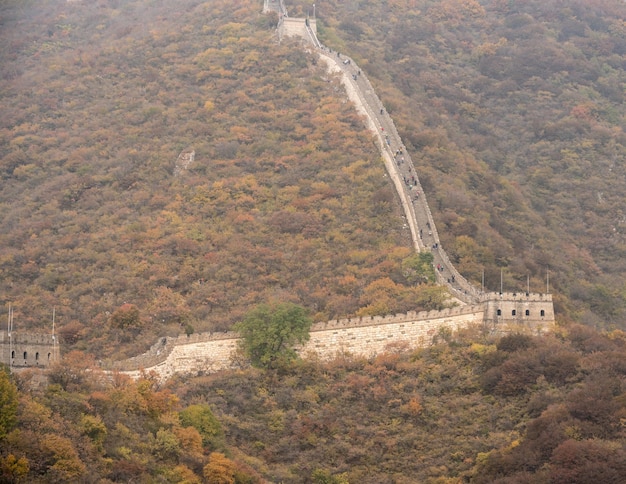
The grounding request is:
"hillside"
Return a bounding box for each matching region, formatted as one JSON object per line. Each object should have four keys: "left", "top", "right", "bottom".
{"left": 3, "top": 327, "right": 626, "bottom": 482}
{"left": 2, "top": 0, "right": 626, "bottom": 361}
{"left": 0, "top": 0, "right": 450, "bottom": 358}
{"left": 3, "top": 1, "right": 626, "bottom": 482}
{"left": 311, "top": 0, "right": 626, "bottom": 328}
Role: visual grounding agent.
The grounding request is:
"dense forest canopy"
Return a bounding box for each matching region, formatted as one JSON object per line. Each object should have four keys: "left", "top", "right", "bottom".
{"left": 4, "top": 325, "right": 626, "bottom": 482}
{"left": 2, "top": 0, "right": 626, "bottom": 360}
{"left": 2, "top": 1, "right": 626, "bottom": 482}
{"left": 312, "top": 0, "right": 626, "bottom": 329}
{"left": 0, "top": 0, "right": 451, "bottom": 358}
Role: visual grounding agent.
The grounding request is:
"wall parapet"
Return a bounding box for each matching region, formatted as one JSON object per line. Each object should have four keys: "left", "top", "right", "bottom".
{"left": 106, "top": 296, "right": 555, "bottom": 378}
{"left": 102, "top": 330, "right": 239, "bottom": 372}
{"left": 479, "top": 291, "right": 552, "bottom": 303}
{"left": 313, "top": 304, "right": 483, "bottom": 332}
{"left": 0, "top": 331, "right": 59, "bottom": 369}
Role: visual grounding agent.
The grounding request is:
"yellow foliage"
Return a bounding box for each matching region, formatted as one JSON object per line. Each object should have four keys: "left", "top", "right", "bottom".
{"left": 469, "top": 343, "right": 496, "bottom": 357}
{"left": 203, "top": 452, "right": 236, "bottom": 484}
{"left": 0, "top": 454, "right": 29, "bottom": 480}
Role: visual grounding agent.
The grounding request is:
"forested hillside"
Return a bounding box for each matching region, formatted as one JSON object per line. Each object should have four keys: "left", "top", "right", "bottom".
{"left": 314, "top": 0, "right": 626, "bottom": 328}
{"left": 3, "top": 327, "right": 626, "bottom": 482}
{"left": 3, "top": 0, "right": 626, "bottom": 359}
{"left": 0, "top": 0, "right": 449, "bottom": 359}
{"left": 3, "top": 1, "right": 626, "bottom": 482}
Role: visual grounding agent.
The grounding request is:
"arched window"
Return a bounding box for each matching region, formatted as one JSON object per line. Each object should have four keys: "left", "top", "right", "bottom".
{"left": 512, "top": 310, "right": 516, "bottom": 316}
{"left": 48, "top": 353, "right": 52, "bottom": 360}
{"left": 11, "top": 350, "right": 15, "bottom": 359}
{"left": 497, "top": 309, "right": 502, "bottom": 316}
{"left": 525, "top": 309, "right": 530, "bottom": 316}
{"left": 23, "top": 351, "right": 27, "bottom": 360}
{"left": 35, "top": 352, "right": 39, "bottom": 361}
{"left": 540, "top": 309, "right": 545, "bottom": 317}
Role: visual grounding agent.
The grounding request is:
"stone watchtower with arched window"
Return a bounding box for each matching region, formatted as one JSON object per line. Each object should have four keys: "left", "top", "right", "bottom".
{"left": 480, "top": 292, "right": 555, "bottom": 334}
{"left": 0, "top": 330, "right": 60, "bottom": 369}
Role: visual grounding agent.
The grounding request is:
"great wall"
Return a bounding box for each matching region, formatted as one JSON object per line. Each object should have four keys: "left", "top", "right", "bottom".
{"left": 1, "top": 1, "right": 555, "bottom": 378}
{"left": 104, "top": 292, "right": 553, "bottom": 381}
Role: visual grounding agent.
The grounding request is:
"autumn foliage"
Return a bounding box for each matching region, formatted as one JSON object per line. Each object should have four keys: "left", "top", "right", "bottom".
{"left": 0, "top": 0, "right": 448, "bottom": 360}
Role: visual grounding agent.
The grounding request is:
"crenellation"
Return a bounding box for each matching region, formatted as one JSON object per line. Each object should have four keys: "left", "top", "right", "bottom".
{"left": 107, "top": 301, "right": 508, "bottom": 381}
{"left": 0, "top": 330, "right": 59, "bottom": 369}
{"left": 102, "top": 8, "right": 553, "bottom": 381}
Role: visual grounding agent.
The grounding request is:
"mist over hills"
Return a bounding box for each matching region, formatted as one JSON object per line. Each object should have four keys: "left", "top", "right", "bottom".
{"left": 3, "top": 1, "right": 626, "bottom": 482}
{"left": 3, "top": 0, "right": 626, "bottom": 357}
{"left": 315, "top": 0, "right": 626, "bottom": 329}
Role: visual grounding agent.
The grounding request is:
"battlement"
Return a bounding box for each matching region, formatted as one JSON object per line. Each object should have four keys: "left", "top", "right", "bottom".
{"left": 478, "top": 291, "right": 553, "bottom": 303}
{"left": 109, "top": 293, "right": 554, "bottom": 381}
{"left": 0, "top": 331, "right": 60, "bottom": 369}
{"left": 313, "top": 304, "right": 484, "bottom": 331}
{"left": 103, "top": 330, "right": 239, "bottom": 372}
{"left": 480, "top": 292, "right": 554, "bottom": 333}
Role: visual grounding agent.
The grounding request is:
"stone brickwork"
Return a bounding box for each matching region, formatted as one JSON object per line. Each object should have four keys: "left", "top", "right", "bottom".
{"left": 302, "top": 306, "right": 485, "bottom": 360}
{"left": 0, "top": 331, "right": 59, "bottom": 369}
{"left": 481, "top": 292, "right": 554, "bottom": 333}
{"left": 117, "top": 307, "right": 484, "bottom": 381}
{"left": 112, "top": 293, "right": 553, "bottom": 382}
{"left": 278, "top": 17, "right": 317, "bottom": 44}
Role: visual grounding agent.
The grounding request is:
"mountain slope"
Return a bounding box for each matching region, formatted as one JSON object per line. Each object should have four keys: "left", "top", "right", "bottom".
{"left": 313, "top": 0, "right": 626, "bottom": 328}
{"left": 0, "top": 0, "right": 449, "bottom": 357}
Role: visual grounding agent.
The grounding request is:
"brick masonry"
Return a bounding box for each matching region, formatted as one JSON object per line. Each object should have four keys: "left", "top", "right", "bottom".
{"left": 0, "top": 331, "right": 60, "bottom": 369}
{"left": 112, "top": 292, "right": 554, "bottom": 381}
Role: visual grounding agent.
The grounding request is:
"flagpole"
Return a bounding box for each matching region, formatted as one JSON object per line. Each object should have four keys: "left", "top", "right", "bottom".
{"left": 8, "top": 303, "right": 13, "bottom": 371}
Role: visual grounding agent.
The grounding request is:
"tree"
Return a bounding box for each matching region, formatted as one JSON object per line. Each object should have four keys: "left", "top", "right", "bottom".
{"left": 203, "top": 452, "right": 235, "bottom": 484}
{"left": 0, "top": 367, "right": 18, "bottom": 440}
{"left": 0, "top": 454, "right": 29, "bottom": 482}
{"left": 235, "top": 302, "right": 312, "bottom": 369}
{"left": 179, "top": 404, "right": 223, "bottom": 450}
{"left": 402, "top": 252, "right": 436, "bottom": 285}
{"left": 312, "top": 468, "right": 350, "bottom": 484}
{"left": 109, "top": 303, "right": 143, "bottom": 343}
{"left": 109, "top": 304, "right": 141, "bottom": 330}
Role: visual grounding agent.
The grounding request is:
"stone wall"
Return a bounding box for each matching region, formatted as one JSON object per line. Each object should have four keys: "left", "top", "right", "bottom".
{"left": 117, "top": 305, "right": 487, "bottom": 381}
{"left": 0, "top": 331, "right": 59, "bottom": 368}
{"left": 113, "top": 292, "right": 554, "bottom": 382}
{"left": 278, "top": 17, "right": 317, "bottom": 43}
{"left": 302, "top": 306, "right": 485, "bottom": 360}
{"left": 481, "top": 292, "right": 554, "bottom": 333}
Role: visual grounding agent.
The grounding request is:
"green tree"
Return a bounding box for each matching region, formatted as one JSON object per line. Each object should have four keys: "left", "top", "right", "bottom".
{"left": 0, "top": 367, "right": 18, "bottom": 440}
{"left": 235, "top": 302, "right": 312, "bottom": 369}
{"left": 402, "top": 252, "right": 435, "bottom": 285}
{"left": 179, "top": 404, "right": 223, "bottom": 450}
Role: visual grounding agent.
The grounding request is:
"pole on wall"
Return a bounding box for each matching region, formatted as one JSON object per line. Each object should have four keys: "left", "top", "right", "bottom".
{"left": 7, "top": 304, "right": 13, "bottom": 371}
{"left": 482, "top": 269, "right": 485, "bottom": 294}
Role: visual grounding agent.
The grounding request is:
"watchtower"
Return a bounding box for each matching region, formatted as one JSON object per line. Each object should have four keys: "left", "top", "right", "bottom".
{"left": 0, "top": 307, "right": 60, "bottom": 370}
{"left": 481, "top": 292, "right": 555, "bottom": 334}
{"left": 0, "top": 331, "right": 59, "bottom": 369}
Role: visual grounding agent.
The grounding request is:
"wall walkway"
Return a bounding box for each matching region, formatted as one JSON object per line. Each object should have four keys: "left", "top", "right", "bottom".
{"left": 102, "top": 5, "right": 556, "bottom": 381}
{"left": 277, "top": 11, "right": 479, "bottom": 304}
